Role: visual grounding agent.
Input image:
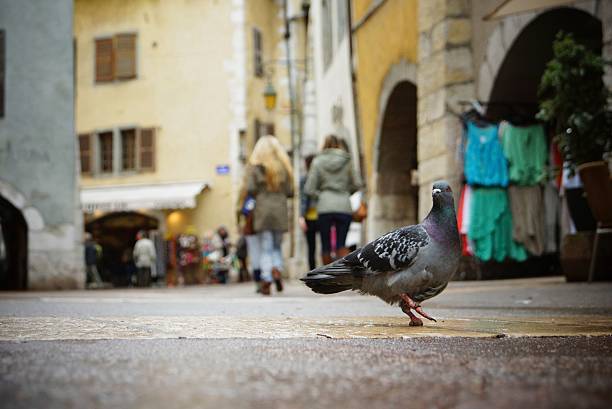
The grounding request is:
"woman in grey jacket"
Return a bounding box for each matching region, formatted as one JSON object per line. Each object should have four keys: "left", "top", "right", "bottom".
{"left": 245, "top": 136, "right": 294, "bottom": 295}
{"left": 304, "top": 135, "right": 361, "bottom": 265}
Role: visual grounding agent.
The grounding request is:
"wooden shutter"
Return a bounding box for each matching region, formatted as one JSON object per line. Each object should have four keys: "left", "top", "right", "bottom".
{"left": 121, "top": 128, "right": 137, "bottom": 170}
{"left": 254, "top": 118, "right": 261, "bottom": 142}
{"left": 95, "top": 38, "right": 114, "bottom": 82}
{"left": 139, "top": 128, "right": 155, "bottom": 171}
{"left": 253, "top": 28, "right": 263, "bottom": 77}
{"left": 98, "top": 131, "right": 114, "bottom": 173}
{"left": 115, "top": 33, "right": 136, "bottom": 80}
{"left": 0, "top": 30, "right": 5, "bottom": 117}
{"left": 78, "top": 134, "right": 93, "bottom": 174}
{"left": 265, "top": 123, "right": 275, "bottom": 136}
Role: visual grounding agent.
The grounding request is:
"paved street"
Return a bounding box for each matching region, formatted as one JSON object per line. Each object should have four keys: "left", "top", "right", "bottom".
{"left": 1, "top": 277, "right": 612, "bottom": 408}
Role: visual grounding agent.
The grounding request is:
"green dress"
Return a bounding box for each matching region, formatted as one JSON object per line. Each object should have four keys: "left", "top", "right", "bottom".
{"left": 468, "top": 187, "right": 527, "bottom": 262}
{"left": 502, "top": 124, "right": 547, "bottom": 186}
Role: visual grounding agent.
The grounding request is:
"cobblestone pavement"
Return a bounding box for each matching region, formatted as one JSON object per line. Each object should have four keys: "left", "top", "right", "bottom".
{"left": 1, "top": 277, "right": 611, "bottom": 408}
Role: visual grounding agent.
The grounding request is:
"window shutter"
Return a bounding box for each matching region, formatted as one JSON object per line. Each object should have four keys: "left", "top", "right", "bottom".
{"left": 253, "top": 28, "right": 263, "bottom": 77}
{"left": 254, "top": 118, "right": 261, "bottom": 142}
{"left": 265, "top": 122, "right": 275, "bottom": 136}
{"left": 115, "top": 33, "right": 136, "bottom": 80}
{"left": 0, "top": 30, "right": 5, "bottom": 117}
{"left": 139, "top": 128, "right": 155, "bottom": 171}
{"left": 98, "top": 131, "right": 114, "bottom": 173}
{"left": 78, "top": 134, "right": 93, "bottom": 174}
{"left": 121, "top": 128, "right": 137, "bottom": 171}
{"left": 95, "top": 38, "right": 114, "bottom": 82}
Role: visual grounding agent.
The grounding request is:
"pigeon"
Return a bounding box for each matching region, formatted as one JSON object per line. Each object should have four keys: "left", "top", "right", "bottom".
{"left": 301, "top": 180, "right": 460, "bottom": 326}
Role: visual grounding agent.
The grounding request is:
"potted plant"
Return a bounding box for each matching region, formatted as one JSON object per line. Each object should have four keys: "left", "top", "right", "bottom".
{"left": 537, "top": 32, "right": 612, "bottom": 226}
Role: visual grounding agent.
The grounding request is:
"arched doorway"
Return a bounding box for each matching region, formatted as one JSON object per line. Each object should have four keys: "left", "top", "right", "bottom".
{"left": 370, "top": 80, "right": 418, "bottom": 238}
{"left": 487, "top": 7, "right": 602, "bottom": 120}
{"left": 86, "top": 212, "right": 159, "bottom": 287}
{"left": 0, "top": 195, "right": 28, "bottom": 290}
{"left": 476, "top": 7, "right": 603, "bottom": 277}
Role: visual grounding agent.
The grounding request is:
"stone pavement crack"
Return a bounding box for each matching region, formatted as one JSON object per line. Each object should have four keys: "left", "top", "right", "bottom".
{"left": 1, "top": 315, "right": 611, "bottom": 341}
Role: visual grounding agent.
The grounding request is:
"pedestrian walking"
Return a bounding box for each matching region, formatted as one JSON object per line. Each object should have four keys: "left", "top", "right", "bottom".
{"left": 84, "top": 232, "right": 103, "bottom": 288}
{"left": 304, "top": 135, "right": 362, "bottom": 264}
{"left": 299, "top": 154, "right": 318, "bottom": 270}
{"left": 133, "top": 230, "right": 156, "bottom": 287}
{"left": 245, "top": 135, "right": 294, "bottom": 295}
{"left": 237, "top": 175, "right": 261, "bottom": 292}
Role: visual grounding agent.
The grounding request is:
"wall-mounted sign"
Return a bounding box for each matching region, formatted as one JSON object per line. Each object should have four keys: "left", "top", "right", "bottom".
{"left": 216, "top": 165, "right": 230, "bottom": 175}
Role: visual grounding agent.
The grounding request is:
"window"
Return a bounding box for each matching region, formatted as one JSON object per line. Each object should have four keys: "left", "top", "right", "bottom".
{"left": 321, "top": 0, "right": 333, "bottom": 70}
{"left": 78, "top": 134, "right": 92, "bottom": 174}
{"left": 253, "top": 28, "right": 263, "bottom": 77}
{"left": 336, "top": 0, "right": 348, "bottom": 45}
{"left": 98, "top": 131, "right": 114, "bottom": 173}
{"left": 95, "top": 33, "right": 137, "bottom": 83}
{"left": 254, "top": 118, "right": 262, "bottom": 142}
{"left": 121, "top": 129, "right": 136, "bottom": 171}
{"left": 78, "top": 127, "right": 155, "bottom": 175}
{"left": 139, "top": 128, "right": 155, "bottom": 171}
{"left": 254, "top": 119, "right": 274, "bottom": 142}
{"left": 0, "top": 30, "right": 5, "bottom": 118}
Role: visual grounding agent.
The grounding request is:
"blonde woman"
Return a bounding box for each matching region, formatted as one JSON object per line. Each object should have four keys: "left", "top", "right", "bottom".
{"left": 246, "top": 135, "right": 294, "bottom": 295}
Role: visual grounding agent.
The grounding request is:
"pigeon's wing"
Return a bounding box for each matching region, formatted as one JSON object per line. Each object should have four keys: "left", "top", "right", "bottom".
{"left": 344, "top": 225, "right": 430, "bottom": 274}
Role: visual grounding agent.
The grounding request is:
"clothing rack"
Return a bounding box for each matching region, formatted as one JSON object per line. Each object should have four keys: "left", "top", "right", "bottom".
{"left": 458, "top": 100, "right": 541, "bottom": 126}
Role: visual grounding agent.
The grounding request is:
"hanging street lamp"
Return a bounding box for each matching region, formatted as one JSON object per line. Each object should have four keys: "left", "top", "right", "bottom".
{"left": 263, "top": 82, "right": 277, "bottom": 111}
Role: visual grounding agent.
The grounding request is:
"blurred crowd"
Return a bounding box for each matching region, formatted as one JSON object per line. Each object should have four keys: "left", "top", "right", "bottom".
{"left": 84, "top": 134, "right": 364, "bottom": 293}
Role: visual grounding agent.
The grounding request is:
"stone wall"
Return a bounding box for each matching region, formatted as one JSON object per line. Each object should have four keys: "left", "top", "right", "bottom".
{"left": 0, "top": 0, "right": 84, "bottom": 289}
{"left": 417, "top": 0, "right": 474, "bottom": 218}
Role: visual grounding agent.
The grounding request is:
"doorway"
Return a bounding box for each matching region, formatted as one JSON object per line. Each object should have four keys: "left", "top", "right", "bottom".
{"left": 0, "top": 195, "right": 28, "bottom": 290}
{"left": 370, "top": 80, "right": 418, "bottom": 238}
{"left": 86, "top": 211, "right": 159, "bottom": 287}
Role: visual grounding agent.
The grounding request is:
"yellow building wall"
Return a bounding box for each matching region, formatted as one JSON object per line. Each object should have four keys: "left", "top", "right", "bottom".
{"left": 245, "top": 0, "right": 293, "bottom": 152}
{"left": 75, "top": 0, "right": 238, "bottom": 236}
{"left": 353, "top": 0, "right": 418, "bottom": 177}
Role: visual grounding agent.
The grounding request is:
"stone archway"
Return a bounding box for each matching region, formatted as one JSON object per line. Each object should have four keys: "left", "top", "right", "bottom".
{"left": 477, "top": 2, "right": 602, "bottom": 106}
{"left": 369, "top": 61, "right": 418, "bottom": 239}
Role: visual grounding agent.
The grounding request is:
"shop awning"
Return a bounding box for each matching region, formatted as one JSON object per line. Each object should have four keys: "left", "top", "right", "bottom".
{"left": 484, "top": 0, "right": 576, "bottom": 20}
{"left": 80, "top": 181, "right": 208, "bottom": 213}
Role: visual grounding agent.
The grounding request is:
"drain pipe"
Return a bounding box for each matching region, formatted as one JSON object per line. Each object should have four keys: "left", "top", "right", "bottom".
{"left": 347, "top": 0, "right": 368, "bottom": 243}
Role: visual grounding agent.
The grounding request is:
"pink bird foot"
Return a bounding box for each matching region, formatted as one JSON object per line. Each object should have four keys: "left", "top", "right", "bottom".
{"left": 400, "top": 293, "right": 437, "bottom": 325}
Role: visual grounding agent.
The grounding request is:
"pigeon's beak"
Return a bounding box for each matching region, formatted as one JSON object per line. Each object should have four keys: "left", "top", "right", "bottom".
{"left": 432, "top": 188, "right": 442, "bottom": 195}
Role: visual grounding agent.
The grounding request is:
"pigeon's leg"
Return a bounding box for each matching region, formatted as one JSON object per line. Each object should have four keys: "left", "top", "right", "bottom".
{"left": 399, "top": 294, "right": 437, "bottom": 323}
{"left": 400, "top": 300, "right": 423, "bottom": 326}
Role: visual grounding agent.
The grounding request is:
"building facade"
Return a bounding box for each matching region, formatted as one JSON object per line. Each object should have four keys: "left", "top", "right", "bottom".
{"left": 0, "top": 0, "right": 83, "bottom": 290}
{"left": 74, "top": 0, "right": 300, "bottom": 282}
{"left": 342, "top": 0, "right": 611, "bottom": 241}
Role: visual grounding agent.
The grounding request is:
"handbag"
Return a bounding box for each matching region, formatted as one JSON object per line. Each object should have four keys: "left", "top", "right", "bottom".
{"left": 352, "top": 201, "right": 368, "bottom": 222}
{"left": 241, "top": 195, "right": 256, "bottom": 235}
{"left": 241, "top": 195, "right": 255, "bottom": 216}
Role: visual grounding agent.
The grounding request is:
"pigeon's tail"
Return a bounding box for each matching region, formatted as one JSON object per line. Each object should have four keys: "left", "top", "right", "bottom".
{"left": 300, "top": 259, "right": 363, "bottom": 294}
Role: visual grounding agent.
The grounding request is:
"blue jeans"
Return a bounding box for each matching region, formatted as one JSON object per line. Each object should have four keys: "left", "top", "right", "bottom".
{"left": 318, "top": 212, "right": 352, "bottom": 254}
{"left": 258, "top": 230, "right": 284, "bottom": 282}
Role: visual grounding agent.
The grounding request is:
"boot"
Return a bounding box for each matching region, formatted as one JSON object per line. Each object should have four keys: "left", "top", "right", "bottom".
{"left": 322, "top": 253, "right": 333, "bottom": 265}
{"left": 337, "top": 247, "right": 351, "bottom": 258}
{"left": 261, "top": 281, "right": 271, "bottom": 295}
{"left": 272, "top": 267, "right": 283, "bottom": 292}
{"left": 253, "top": 269, "right": 262, "bottom": 293}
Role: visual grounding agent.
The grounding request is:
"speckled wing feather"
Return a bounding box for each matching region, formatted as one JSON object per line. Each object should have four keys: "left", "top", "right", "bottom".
{"left": 346, "top": 225, "right": 430, "bottom": 274}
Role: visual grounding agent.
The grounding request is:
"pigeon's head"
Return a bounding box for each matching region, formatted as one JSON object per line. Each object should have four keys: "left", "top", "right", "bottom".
{"left": 431, "top": 180, "right": 454, "bottom": 208}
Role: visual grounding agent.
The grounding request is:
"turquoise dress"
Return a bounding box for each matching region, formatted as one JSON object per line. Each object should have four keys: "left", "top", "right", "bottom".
{"left": 464, "top": 121, "right": 509, "bottom": 187}
{"left": 468, "top": 187, "right": 527, "bottom": 262}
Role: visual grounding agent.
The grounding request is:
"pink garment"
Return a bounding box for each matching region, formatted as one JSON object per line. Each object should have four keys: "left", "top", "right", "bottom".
{"left": 457, "top": 185, "right": 474, "bottom": 256}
